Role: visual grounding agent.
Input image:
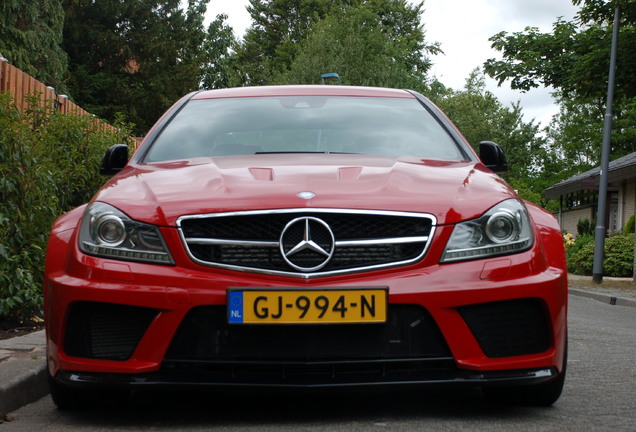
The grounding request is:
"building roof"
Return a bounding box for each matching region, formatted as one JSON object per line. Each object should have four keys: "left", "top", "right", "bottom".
{"left": 544, "top": 151, "right": 636, "bottom": 198}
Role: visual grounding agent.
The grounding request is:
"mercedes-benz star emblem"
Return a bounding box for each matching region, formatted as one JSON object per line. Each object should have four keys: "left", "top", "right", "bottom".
{"left": 280, "top": 217, "right": 335, "bottom": 272}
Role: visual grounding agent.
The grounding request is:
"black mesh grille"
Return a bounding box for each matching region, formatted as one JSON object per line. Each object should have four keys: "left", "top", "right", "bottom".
{"left": 64, "top": 302, "right": 158, "bottom": 361}
{"left": 458, "top": 298, "right": 551, "bottom": 358}
{"left": 165, "top": 305, "right": 450, "bottom": 362}
{"left": 190, "top": 243, "right": 425, "bottom": 272}
{"left": 179, "top": 211, "right": 434, "bottom": 275}
{"left": 181, "top": 213, "right": 430, "bottom": 240}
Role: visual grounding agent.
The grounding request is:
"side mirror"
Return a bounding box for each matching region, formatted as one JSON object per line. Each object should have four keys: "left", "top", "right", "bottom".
{"left": 479, "top": 141, "right": 508, "bottom": 173}
{"left": 100, "top": 144, "right": 129, "bottom": 176}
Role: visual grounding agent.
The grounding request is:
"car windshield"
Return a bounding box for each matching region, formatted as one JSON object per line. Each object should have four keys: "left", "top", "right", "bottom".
{"left": 143, "top": 96, "right": 464, "bottom": 162}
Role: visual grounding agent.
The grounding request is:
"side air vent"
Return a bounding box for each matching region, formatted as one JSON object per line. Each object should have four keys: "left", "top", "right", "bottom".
{"left": 64, "top": 302, "right": 157, "bottom": 361}
{"left": 458, "top": 298, "right": 551, "bottom": 358}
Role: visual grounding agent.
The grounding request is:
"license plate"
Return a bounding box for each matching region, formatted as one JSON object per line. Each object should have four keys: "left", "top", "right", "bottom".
{"left": 227, "top": 288, "right": 387, "bottom": 324}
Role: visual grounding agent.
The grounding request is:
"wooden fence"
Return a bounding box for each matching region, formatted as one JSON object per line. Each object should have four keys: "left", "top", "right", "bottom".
{"left": 0, "top": 58, "right": 119, "bottom": 134}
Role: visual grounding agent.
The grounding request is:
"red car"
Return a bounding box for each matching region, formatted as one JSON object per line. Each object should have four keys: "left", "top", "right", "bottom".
{"left": 44, "top": 85, "right": 567, "bottom": 408}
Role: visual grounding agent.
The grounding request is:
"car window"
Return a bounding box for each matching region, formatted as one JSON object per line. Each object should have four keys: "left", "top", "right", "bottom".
{"left": 143, "top": 96, "right": 464, "bottom": 162}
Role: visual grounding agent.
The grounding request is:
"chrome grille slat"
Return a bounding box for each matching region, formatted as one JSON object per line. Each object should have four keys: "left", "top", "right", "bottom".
{"left": 187, "top": 238, "right": 280, "bottom": 247}
{"left": 336, "top": 236, "right": 429, "bottom": 246}
{"left": 177, "top": 209, "right": 435, "bottom": 278}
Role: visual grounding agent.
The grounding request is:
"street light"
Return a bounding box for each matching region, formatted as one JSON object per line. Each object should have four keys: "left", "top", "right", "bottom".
{"left": 593, "top": 3, "right": 621, "bottom": 284}
{"left": 321, "top": 73, "right": 339, "bottom": 85}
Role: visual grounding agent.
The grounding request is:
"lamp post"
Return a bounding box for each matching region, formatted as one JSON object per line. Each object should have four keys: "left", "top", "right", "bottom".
{"left": 321, "top": 73, "right": 339, "bottom": 85}
{"left": 592, "top": 3, "right": 621, "bottom": 284}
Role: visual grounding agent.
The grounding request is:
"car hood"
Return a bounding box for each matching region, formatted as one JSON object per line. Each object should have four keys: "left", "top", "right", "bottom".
{"left": 93, "top": 154, "right": 517, "bottom": 227}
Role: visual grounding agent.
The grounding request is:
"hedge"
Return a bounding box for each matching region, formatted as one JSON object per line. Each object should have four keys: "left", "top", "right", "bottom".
{"left": 566, "top": 232, "right": 635, "bottom": 278}
{"left": 0, "top": 92, "right": 132, "bottom": 319}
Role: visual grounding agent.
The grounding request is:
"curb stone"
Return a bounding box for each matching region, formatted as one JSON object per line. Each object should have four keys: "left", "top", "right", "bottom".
{"left": 569, "top": 288, "right": 636, "bottom": 308}
{"left": 0, "top": 357, "right": 47, "bottom": 415}
{"left": 0, "top": 330, "right": 47, "bottom": 415}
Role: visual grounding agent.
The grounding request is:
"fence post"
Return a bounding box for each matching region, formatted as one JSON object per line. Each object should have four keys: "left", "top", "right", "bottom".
{"left": 0, "top": 54, "right": 8, "bottom": 93}
{"left": 59, "top": 94, "right": 68, "bottom": 114}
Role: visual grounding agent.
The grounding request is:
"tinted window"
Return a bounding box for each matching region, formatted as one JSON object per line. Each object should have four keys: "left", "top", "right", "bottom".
{"left": 144, "top": 96, "right": 463, "bottom": 162}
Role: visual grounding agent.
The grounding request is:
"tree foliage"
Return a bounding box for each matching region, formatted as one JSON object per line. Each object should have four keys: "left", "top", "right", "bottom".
{"left": 274, "top": 4, "right": 434, "bottom": 90}
{"left": 431, "top": 70, "right": 548, "bottom": 205}
{"left": 233, "top": 0, "right": 335, "bottom": 85}
{"left": 0, "top": 0, "right": 68, "bottom": 91}
{"left": 234, "top": 0, "right": 440, "bottom": 86}
{"left": 484, "top": 0, "right": 636, "bottom": 104}
{"left": 201, "top": 14, "right": 236, "bottom": 90}
{"left": 61, "top": 0, "right": 233, "bottom": 134}
{"left": 484, "top": 0, "right": 636, "bottom": 210}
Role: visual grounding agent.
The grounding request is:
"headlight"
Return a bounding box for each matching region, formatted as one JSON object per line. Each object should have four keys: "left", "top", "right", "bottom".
{"left": 441, "top": 199, "right": 533, "bottom": 263}
{"left": 79, "top": 202, "right": 174, "bottom": 265}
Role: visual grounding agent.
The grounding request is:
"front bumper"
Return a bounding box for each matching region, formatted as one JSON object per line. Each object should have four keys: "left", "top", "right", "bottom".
{"left": 45, "top": 236, "right": 567, "bottom": 387}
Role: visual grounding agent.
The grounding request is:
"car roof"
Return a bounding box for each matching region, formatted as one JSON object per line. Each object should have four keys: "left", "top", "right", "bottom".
{"left": 191, "top": 85, "right": 416, "bottom": 100}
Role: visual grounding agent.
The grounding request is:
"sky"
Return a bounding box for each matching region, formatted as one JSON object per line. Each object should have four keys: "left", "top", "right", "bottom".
{"left": 205, "top": 0, "right": 581, "bottom": 128}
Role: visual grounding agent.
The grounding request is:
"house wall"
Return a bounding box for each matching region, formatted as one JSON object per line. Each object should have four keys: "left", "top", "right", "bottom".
{"left": 559, "top": 207, "right": 594, "bottom": 235}
{"left": 555, "top": 180, "right": 635, "bottom": 234}
{"left": 546, "top": 152, "right": 636, "bottom": 238}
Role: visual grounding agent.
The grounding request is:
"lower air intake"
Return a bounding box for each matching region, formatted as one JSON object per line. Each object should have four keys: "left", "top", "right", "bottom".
{"left": 458, "top": 298, "right": 551, "bottom": 358}
{"left": 64, "top": 302, "right": 157, "bottom": 361}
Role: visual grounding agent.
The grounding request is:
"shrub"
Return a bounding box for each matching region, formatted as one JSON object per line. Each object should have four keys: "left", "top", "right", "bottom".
{"left": 567, "top": 233, "right": 634, "bottom": 277}
{"left": 576, "top": 218, "right": 595, "bottom": 236}
{"left": 0, "top": 92, "right": 133, "bottom": 319}
{"left": 603, "top": 234, "right": 635, "bottom": 277}
{"left": 625, "top": 215, "right": 635, "bottom": 234}
{"left": 566, "top": 234, "right": 594, "bottom": 275}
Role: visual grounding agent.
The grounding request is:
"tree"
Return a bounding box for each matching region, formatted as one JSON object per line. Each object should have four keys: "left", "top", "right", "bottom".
{"left": 0, "top": 0, "right": 68, "bottom": 91}
{"left": 274, "top": 4, "right": 434, "bottom": 90}
{"left": 432, "top": 70, "right": 549, "bottom": 206}
{"left": 62, "top": 0, "right": 233, "bottom": 134}
{"left": 201, "top": 14, "right": 236, "bottom": 90}
{"left": 483, "top": 0, "right": 636, "bottom": 162}
{"left": 233, "top": 0, "right": 440, "bottom": 86}
{"left": 484, "top": 0, "right": 636, "bottom": 104}
{"left": 233, "top": 0, "right": 334, "bottom": 85}
{"left": 543, "top": 95, "right": 636, "bottom": 172}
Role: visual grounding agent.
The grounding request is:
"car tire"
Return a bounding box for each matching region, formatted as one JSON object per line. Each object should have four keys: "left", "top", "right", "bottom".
{"left": 484, "top": 338, "right": 567, "bottom": 407}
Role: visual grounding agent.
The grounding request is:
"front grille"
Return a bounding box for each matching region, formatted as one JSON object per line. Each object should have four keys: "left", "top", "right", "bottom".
{"left": 64, "top": 302, "right": 158, "bottom": 361}
{"left": 458, "top": 298, "right": 551, "bottom": 358}
{"left": 162, "top": 304, "right": 454, "bottom": 385}
{"left": 165, "top": 305, "right": 451, "bottom": 361}
{"left": 178, "top": 209, "right": 435, "bottom": 277}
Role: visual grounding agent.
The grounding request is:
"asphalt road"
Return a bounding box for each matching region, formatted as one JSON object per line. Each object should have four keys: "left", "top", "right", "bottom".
{"left": 3, "top": 295, "right": 635, "bottom": 431}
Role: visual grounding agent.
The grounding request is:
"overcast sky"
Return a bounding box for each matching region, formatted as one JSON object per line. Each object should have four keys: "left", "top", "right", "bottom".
{"left": 205, "top": 0, "right": 580, "bottom": 128}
